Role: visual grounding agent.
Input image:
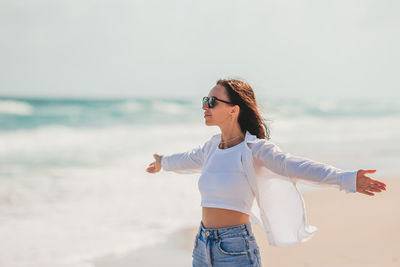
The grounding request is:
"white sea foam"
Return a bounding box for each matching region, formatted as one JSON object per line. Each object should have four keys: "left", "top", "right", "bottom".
{"left": 0, "top": 100, "right": 34, "bottom": 115}
{"left": 117, "top": 100, "right": 145, "bottom": 113}
{"left": 151, "top": 100, "right": 185, "bottom": 114}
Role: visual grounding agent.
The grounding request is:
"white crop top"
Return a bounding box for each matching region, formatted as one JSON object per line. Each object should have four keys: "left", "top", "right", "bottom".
{"left": 198, "top": 140, "right": 255, "bottom": 215}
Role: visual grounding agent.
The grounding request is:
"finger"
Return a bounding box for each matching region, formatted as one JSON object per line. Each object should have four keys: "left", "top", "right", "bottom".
{"left": 369, "top": 184, "right": 384, "bottom": 191}
{"left": 372, "top": 180, "right": 386, "bottom": 187}
{"left": 378, "top": 182, "right": 387, "bottom": 187}
{"left": 367, "top": 184, "right": 382, "bottom": 192}
{"left": 147, "top": 166, "right": 154, "bottom": 171}
{"left": 365, "top": 184, "right": 378, "bottom": 190}
{"left": 372, "top": 182, "right": 386, "bottom": 190}
{"left": 366, "top": 186, "right": 381, "bottom": 192}
{"left": 367, "top": 179, "right": 386, "bottom": 190}
{"left": 361, "top": 169, "right": 376, "bottom": 174}
{"left": 362, "top": 189, "right": 374, "bottom": 196}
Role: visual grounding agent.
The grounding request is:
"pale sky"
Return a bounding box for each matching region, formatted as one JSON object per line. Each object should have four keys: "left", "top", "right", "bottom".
{"left": 0, "top": 0, "right": 399, "bottom": 99}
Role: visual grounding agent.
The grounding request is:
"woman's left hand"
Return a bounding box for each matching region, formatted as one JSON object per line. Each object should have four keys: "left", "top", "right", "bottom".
{"left": 356, "top": 169, "right": 387, "bottom": 196}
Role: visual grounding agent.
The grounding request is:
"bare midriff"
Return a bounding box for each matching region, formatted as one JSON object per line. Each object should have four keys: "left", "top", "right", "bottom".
{"left": 202, "top": 207, "right": 250, "bottom": 228}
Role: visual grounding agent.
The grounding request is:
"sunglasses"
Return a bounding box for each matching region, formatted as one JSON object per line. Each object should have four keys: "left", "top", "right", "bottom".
{"left": 202, "top": 96, "right": 234, "bottom": 108}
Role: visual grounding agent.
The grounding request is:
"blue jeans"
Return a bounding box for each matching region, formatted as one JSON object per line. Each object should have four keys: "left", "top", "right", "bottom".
{"left": 192, "top": 220, "right": 262, "bottom": 267}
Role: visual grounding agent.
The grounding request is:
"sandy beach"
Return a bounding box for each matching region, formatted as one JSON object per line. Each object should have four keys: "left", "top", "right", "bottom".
{"left": 90, "top": 175, "right": 399, "bottom": 267}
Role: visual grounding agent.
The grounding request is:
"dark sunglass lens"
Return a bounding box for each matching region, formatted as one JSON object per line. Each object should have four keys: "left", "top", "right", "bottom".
{"left": 209, "top": 97, "right": 215, "bottom": 108}
{"left": 202, "top": 97, "right": 207, "bottom": 107}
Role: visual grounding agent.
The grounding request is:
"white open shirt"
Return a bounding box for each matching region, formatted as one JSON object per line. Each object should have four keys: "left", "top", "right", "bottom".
{"left": 161, "top": 130, "right": 358, "bottom": 247}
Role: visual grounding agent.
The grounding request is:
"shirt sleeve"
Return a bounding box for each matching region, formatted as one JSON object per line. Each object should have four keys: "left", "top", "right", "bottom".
{"left": 251, "top": 140, "right": 358, "bottom": 193}
{"left": 160, "top": 141, "right": 208, "bottom": 174}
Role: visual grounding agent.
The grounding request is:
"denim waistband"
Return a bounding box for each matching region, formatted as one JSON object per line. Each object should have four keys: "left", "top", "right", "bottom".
{"left": 197, "top": 220, "right": 254, "bottom": 240}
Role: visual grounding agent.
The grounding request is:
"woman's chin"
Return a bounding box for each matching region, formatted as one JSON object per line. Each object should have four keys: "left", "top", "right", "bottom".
{"left": 204, "top": 119, "right": 213, "bottom": 125}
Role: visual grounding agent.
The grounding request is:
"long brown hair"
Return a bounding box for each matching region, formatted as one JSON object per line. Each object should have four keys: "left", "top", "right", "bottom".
{"left": 216, "top": 78, "right": 271, "bottom": 140}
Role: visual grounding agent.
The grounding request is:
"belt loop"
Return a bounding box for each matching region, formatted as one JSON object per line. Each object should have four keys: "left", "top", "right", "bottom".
{"left": 199, "top": 220, "right": 204, "bottom": 235}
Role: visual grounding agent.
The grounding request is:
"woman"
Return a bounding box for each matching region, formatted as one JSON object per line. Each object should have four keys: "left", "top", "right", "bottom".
{"left": 146, "top": 78, "right": 387, "bottom": 267}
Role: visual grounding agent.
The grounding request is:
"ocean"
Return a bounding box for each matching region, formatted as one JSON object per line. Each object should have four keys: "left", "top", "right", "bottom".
{"left": 0, "top": 95, "right": 399, "bottom": 267}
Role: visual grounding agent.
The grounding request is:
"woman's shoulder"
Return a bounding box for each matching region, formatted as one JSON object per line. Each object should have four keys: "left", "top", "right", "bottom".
{"left": 245, "top": 133, "right": 272, "bottom": 145}
{"left": 246, "top": 135, "right": 281, "bottom": 154}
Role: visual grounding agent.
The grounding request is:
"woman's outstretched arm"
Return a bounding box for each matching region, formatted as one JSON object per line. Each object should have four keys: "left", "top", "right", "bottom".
{"left": 159, "top": 144, "right": 205, "bottom": 174}
{"left": 146, "top": 138, "right": 211, "bottom": 174}
{"left": 251, "top": 139, "right": 386, "bottom": 195}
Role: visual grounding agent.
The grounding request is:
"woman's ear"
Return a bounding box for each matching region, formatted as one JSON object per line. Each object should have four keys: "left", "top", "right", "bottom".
{"left": 233, "top": 105, "right": 239, "bottom": 114}
{"left": 231, "top": 106, "right": 239, "bottom": 119}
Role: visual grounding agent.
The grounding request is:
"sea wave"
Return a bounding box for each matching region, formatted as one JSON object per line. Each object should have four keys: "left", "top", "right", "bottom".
{"left": 0, "top": 100, "right": 34, "bottom": 115}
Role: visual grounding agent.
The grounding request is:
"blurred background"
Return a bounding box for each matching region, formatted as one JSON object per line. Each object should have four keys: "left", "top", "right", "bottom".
{"left": 0, "top": 0, "right": 399, "bottom": 266}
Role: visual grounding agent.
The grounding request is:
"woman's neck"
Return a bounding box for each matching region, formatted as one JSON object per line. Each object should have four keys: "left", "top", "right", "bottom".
{"left": 219, "top": 131, "right": 245, "bottom": 149}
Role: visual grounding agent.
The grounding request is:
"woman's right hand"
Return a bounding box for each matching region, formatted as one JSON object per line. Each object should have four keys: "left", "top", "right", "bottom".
{"left": 146, "top": 154, "right": 163, "bottom": 173}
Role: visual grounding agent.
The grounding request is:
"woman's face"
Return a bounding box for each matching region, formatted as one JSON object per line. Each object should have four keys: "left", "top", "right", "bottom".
{"left": 202, "top": 84, "right": 238, "bottom": 126}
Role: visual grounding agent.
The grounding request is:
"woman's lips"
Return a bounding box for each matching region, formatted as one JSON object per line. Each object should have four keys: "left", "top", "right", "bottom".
{"left": 204, "top": 114, "right": 211, "bottom": 117}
